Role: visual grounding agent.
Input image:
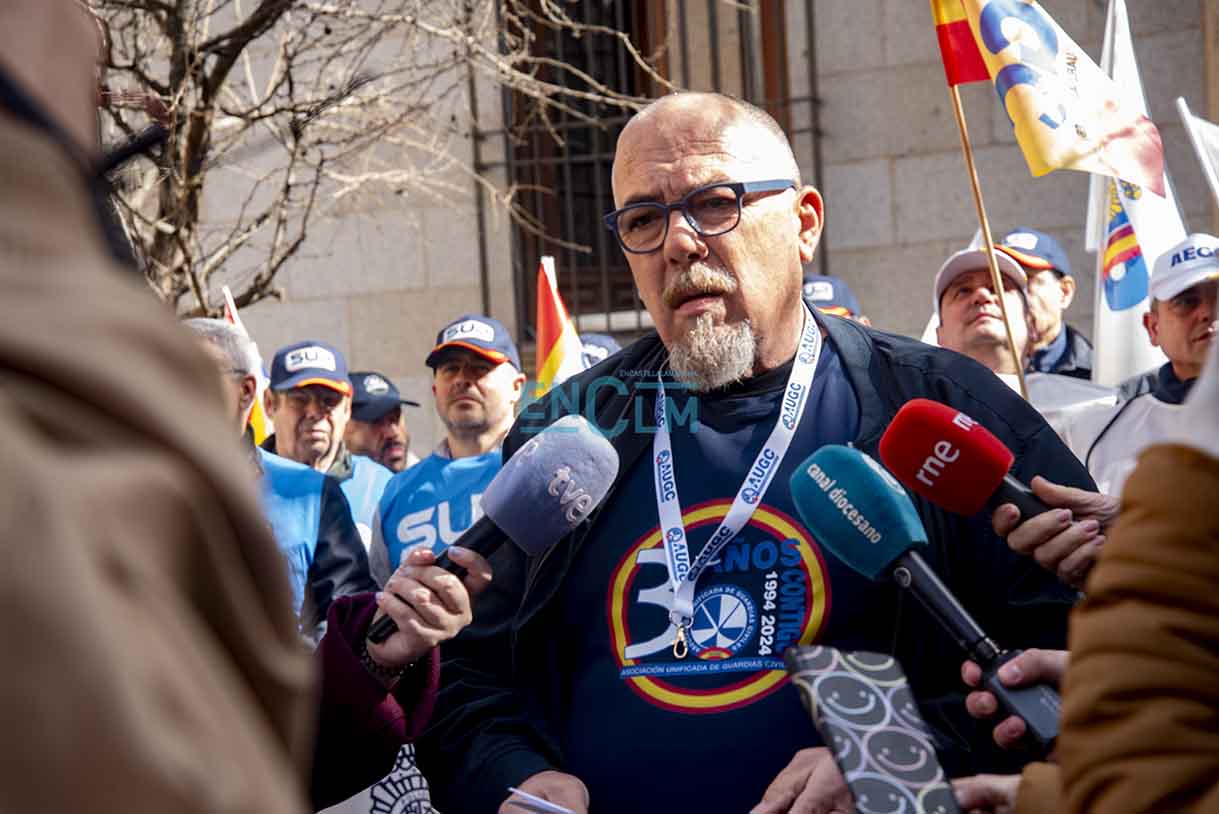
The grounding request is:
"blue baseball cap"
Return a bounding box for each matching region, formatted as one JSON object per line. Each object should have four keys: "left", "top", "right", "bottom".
{"left": 998, "top": 228, "right": 1073, "bottom": 277}
{"left": 349, "top": 370, "right": 420, "bottom": 422}
{"left": 802, "top": 274, "right": 862, "bottom": 317}
{"left": 425, "top": 314, "right": 521, "bottom": 371}
{"left": 269, "top": 340, "right": 352, "bottom": 396}
{"left": 580, "top": 333, "right": 622, "bottom": 368}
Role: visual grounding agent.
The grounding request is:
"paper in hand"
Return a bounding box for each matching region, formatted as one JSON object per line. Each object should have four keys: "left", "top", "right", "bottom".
{"left": 504, "top": 787, "right": 576, "bottom": 814}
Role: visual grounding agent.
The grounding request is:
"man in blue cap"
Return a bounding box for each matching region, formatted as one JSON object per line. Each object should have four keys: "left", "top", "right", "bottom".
{"left": 369, "top": 315, "right": 526, "bottom": 585}
{"left": 997, "top": 228, "right": 1093, "bottom": 380}
{"left": 579, "top": 333, "right": 622, "bottom": 369}
{"left": 346, "top": 370, "right": 422, "bottom": 473}
{"left": 802, "top": 273, "right": 871, "bottom": 325}
{"left": 263, "top": 340, "right": 392, "bottom": 548}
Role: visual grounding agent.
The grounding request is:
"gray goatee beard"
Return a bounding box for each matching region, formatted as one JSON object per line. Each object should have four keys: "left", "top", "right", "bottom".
{"left": 668, "top": 312, "right": 757, "bottom": 392}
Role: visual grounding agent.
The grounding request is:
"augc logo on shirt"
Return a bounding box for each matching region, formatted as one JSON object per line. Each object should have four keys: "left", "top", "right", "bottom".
{"left": 608, "top": 499, "right": 831, "bottom": 714}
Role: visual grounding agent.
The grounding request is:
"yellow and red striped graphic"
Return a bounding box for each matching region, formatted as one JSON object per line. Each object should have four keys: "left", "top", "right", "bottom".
{"left": 534, "top": 256, "right": 586, "bottom": 396}
{"left": 930, "top": 0, "right": 989, "bottom": 86}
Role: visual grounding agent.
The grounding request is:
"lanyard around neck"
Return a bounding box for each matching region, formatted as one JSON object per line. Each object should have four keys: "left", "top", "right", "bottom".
{"left": 652, "top": 304, "right": 822, "bottom": 657}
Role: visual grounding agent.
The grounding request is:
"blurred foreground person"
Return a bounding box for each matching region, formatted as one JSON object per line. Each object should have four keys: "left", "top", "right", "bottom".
{"left": 1058, "top": 337, "right": 1219, "bottom": 813}
{"left": 0, "top": 4, "right": 486, "bottom": 811}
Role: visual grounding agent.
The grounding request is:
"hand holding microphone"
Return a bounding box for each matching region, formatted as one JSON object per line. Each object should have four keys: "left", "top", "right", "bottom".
{"left": 878, "top": 399, "right": 1117, "bottom": 589}
{"left": 789, "top": 446, "right": 1061, "bottom": 755}
{"left": 367, "top": 415, "right": 619, "bottom": 645}
{"left": 364, "top": 546, "right": 493, "bottom": 678}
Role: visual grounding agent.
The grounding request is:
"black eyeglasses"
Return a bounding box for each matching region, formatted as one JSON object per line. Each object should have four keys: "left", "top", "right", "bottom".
{"left": 603, "top": 179, "right": 796, "bottom": 254}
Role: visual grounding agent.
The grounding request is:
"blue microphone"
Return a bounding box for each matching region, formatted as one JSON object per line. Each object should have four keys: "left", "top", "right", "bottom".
{"left": 368, "top": 415, "right": 618, "bottom": 643}
{"left": 789, "top": 445, "right": 1061, "bottom": 753}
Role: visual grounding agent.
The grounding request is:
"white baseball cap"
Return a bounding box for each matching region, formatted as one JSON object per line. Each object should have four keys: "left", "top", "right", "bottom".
{"left": 1152, "top": 233, "right": 1219, "bottom": 301}
{"left": 933, "top": 248, "right": 1027, "bottom": 316}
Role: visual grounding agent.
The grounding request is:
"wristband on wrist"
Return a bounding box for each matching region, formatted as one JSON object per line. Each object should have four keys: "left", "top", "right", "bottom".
{"left": 360, "top": 636, "right": 410, "bottom": 683}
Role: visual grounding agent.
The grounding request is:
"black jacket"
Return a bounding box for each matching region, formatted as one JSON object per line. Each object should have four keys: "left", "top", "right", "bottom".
{"left": 418, "top": 310, "right": 1095, "bottom": 812}
{"left": 1030, "top": 323, "right": 1093, "bottom": 380}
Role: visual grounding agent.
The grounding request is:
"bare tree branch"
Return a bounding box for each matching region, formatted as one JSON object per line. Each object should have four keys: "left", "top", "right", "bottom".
{"left": 91, "top": 0, "right": 669, "bottom": 315}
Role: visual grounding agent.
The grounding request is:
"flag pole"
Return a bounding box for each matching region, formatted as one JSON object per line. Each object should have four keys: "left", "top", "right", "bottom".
{"left": 946, "top": 85, "right": 1030, "bottom": 400}
{"left": 1178, "top": 97, "right": 1219, "bottom": 212}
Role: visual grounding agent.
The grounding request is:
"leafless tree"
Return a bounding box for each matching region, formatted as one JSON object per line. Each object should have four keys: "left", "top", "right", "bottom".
{"left": 93, "top": 0, "right": 670, "bottom": 316}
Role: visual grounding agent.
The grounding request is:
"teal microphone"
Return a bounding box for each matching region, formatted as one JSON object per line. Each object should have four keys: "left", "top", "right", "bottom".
{"left": 789, "top": 445, "right": 1060, "bottom": 754}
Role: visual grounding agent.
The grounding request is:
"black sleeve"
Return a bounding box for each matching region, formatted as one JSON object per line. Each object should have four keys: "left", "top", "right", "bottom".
{"left": 415, "top": 534, "right": 560, "bottom": 814}
{"left": 301, "top": 477, "right": 377, "bottom": 635}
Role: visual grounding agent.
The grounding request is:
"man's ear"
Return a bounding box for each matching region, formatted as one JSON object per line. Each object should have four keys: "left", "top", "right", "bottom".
{"left": 239, "top": 374, "right": 257, "bottom": 413}
{"left": 1059, "top": 275, "right": 1077, "bottom": 309}
{"left": 509, "top": 371, "right": 527, "bottom": 407}
{"left": 263, "top": 388, "right": 276, "bottom": 417}
{"left": 795, "top": 185, "right": 824, "bottom": 265}
{"left": 1143, "top": 306, "right": 1160, "bottom": 347}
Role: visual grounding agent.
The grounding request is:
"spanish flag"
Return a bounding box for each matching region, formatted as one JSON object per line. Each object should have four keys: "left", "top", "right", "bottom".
{"left": 534, "top": 256, "right": 586, "bottom": 396}
{"left": 930, "top": 0, "right": 989, "bottom": 86}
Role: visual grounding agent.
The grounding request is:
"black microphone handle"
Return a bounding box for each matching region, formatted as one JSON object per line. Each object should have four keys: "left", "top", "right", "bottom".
{"left": 891, "top": 551, "right": 1061, "bottom": 755}
{"left": 891, "top": 551, "right": 1000, "bottom": 666}
{"left": 985, "top": 473, "right": 1052, "bottom": 521}
{"left": 365, "top": 514, "right": 502, "bottom": 644}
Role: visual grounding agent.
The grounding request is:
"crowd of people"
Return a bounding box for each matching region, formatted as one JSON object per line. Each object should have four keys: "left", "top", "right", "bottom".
{"left": 2, "top": 3, "right": 1218, "bottom": 814}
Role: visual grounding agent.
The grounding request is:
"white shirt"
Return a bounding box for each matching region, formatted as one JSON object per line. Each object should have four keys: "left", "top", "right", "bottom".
{"left": 1062, "top": 392, "right": 1187, "bottom": 496}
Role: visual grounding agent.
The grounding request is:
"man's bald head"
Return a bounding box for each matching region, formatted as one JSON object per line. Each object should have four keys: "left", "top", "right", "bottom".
{"left": 613, "top": 93, "right": 801, "bottom": 199}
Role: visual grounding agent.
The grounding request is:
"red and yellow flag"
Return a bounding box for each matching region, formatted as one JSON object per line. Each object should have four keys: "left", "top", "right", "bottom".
{"left": 534, "top": 256, "right": 586, "bottom": 396}
{"left": 930, "top": 0, "right": 989, "bottom": 86}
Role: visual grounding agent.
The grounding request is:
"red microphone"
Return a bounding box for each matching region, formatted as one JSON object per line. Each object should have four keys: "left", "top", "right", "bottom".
{"left": 878, "top": 399, "right": 1050, "bottom": 519}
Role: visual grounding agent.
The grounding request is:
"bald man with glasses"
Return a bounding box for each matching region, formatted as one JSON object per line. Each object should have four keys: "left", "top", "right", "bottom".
{"left": 419, "top": 92, "right": 1095, "bottom": 814}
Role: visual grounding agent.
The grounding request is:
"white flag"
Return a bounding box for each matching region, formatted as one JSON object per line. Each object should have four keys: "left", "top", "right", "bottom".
{"left": 1177, "top": 96, "right": 1219, "bottom": 210}
{"left": 1084, "top": 0, "right": 1184, "bottom": 386}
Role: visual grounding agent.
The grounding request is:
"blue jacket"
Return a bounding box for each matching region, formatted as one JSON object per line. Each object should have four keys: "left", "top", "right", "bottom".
{"left": 340, "top": 452, "right": 393, "bottom": 549}
{"left": 256, "top": 447, "right": 375, "bottom": 634}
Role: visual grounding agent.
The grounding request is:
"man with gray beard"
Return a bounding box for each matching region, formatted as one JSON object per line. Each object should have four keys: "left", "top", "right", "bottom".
{"left": 418, "top": 93, "right": 1097, "bottom": 814}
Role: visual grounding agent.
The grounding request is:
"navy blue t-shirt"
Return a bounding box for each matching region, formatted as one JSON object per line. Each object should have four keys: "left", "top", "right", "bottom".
{"left": 558, "top": 343, "right": 897, "bottom": 813}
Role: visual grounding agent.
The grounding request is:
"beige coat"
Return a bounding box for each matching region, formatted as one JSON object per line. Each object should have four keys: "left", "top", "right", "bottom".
{"left": 0, "top": 113, "right": 314, "bottom": 812}
{"left": 1058, "top": 444, "right": 1219, "bottom": 813}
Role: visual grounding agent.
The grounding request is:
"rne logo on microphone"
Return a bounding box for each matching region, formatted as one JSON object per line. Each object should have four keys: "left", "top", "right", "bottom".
{"left": 952, "top": 411, "right": 977, "bottom": 432}
{"left": 915, "top": 440, "right": 961, "bottom": 488}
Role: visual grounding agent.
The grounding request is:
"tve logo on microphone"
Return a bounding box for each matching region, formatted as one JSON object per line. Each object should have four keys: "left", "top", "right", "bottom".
{"left": 547, "top": 465, "right": 596, "bottom": 524}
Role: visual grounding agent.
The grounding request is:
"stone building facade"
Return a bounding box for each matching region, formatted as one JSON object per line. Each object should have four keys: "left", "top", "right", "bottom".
{"left": 238, "top": 1, "right": 1212, "bottom": 452}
